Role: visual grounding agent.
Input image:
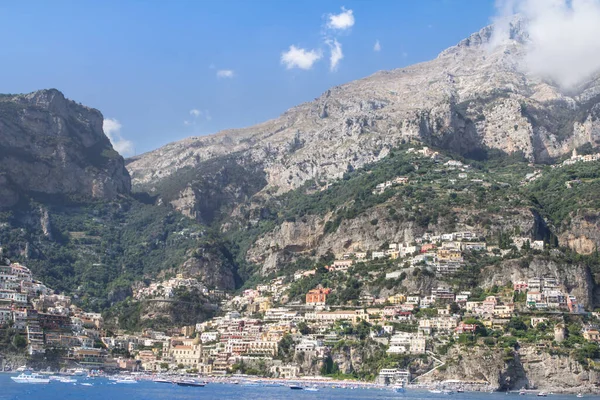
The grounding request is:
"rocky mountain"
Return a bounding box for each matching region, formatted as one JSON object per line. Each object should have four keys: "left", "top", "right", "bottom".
{"left": 0, "top": 90, "right": 237, "bottom": 324}
{"left": 0, "top": 89, "right": 131, "bottom": 207}
{"left": 128, "top": 17, "right": 600, "bottom": 204}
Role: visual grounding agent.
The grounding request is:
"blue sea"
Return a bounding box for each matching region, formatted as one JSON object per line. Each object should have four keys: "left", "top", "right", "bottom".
{"left": 0, "top": 375, "right": 589, "bottom": 400}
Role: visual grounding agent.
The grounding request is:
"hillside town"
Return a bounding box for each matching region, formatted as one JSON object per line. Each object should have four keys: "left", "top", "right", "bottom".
{"left": 2, "top": 223, "right": 598, "bottom": 393}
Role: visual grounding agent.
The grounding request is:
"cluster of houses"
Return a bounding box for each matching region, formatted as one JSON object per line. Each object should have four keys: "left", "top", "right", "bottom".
{"left": 134, "top": 274, "right": 209, "bottom": 300}
{"left": 514, "top": 277, "right": 584, "bottom": 313}
{"left": 327, "top": 230, "right": 547, "bottom": 280}
{"left": 523, "top": 148, "right": 600, "bottom": 186}
{"left": 560, "top": 149, "right": 600, "bottom": 167}
{"left": 0, "top": 258, "right": 104, "bottom": 359}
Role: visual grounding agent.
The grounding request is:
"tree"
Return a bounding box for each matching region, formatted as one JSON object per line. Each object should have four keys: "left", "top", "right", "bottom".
{"left": 12, "top": 334, "right": 26, "bottom": 349}
{"left": 296, "top": 321, "right": 311, "bottom": 335}
{"left": 449, "top": 302, "right": 461, "bottom": 315}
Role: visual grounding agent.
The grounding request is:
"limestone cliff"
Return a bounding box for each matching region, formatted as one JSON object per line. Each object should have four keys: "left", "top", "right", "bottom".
{"left": 128, "top": 17, "right": 600, "bottom": 201}
{"left": 0, "top": 89, "right": 131, "bottom": 207}
{"left": 421, "top": 345, "right": 600, "bottom": 393}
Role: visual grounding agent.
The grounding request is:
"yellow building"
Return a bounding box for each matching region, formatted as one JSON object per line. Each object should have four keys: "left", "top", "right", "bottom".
{"left": 170, "top": 337, "right": 203, "bottom": 368}
{"left": 259, "top": 300, "right": 272, "bottom": 312}
{"left": 388, "top": 294, "right": 407, "bottom": 304}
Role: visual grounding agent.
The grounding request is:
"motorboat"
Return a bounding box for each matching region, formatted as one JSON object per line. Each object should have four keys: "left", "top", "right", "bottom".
{"left": 305, "top": 386, "right": 319, "bottom": 392}
{"left": 57, "top": 377, "right": 78, "bottom": 383}
{"left": 71, "top": 369, "right": 87, "bottom": 376}
{"left": 153, "top": 378, "right": 173, "bottom": 384}
{"left": 289, "top": 385, "right": 304, "bottom": 390}
{"left": 11, "top": 373, "right": 50, "bottom": 384}
{"left": 15, "top": 366, "right": 29, "bottom": 372}
{"left": 115, "top": 377, "right": 137, "bottom": 384}
{"left": 537, "top": 392, "right": 547, "bottom": 397}
{"left": 176, "top": 379, "right": 205, "bottom": 387}
{"left": 577, "top": 394, "right": 583, "bottom": 398}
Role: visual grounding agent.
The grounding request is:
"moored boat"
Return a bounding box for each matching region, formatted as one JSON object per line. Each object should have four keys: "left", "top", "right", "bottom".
{"left": 289, "top": 385, "right": 304, "bottom": 390}
{"left": 176, "top": 379, "right": 205, "bottom": 387}
{"left": 11, "top": 373, "right": 50, "bottom": 384}
{"left": 115, "top": 377, "right": 137, "bottom": 384}
{"left": 153, "top": 378, "right": 173, "bottom": 384}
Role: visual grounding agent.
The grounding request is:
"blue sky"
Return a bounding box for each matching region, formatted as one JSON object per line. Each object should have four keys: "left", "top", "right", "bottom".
{"left": 0, "top": 0, "right": 496, "bottom": 156}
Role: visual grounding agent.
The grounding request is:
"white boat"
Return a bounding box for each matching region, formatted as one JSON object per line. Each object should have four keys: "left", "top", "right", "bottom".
{"left": 115, "top": 377, "right": 138, "bottom": 384}
{"left": 81, "top": 383, "right": 93, "bottom": 387}
{"left": 57, "top": 377, "right": 77, "bottom": 383}
{"left": 577, "top": 394, "right": 583, "bottom": 398}
{"left": 15, "top": 366, "right": 29, "bottom": 372}
{"left": 305, "top": 387, "right": 319, "bottom": 392}
{"left": 11, "top": 373, "right": 50, "bottom": 384}
{"left": 72, "top": 369, "right": 87, "bottom": 376}
{"left": 537, "top": 392, "right": 547, "bottom": 397}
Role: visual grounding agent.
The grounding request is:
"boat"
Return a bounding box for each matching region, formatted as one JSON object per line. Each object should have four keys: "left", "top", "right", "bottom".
{"left": 289, "top": 385, "right": 304, "bottom": 390}
{"left": 71, "top": 369, "right": 87, "bottom": 376}
{"left": 81, "top": 383, "right": 93, "bottom": 387}
{"left": 176, "top": 379, "right": 205, "bottom": 387}
{"left": 115, "top": 377, "right": 137, "bottom": 384}
{"left": 430, "top": 389, "right": 443, "bottom": 394}
{"left": 56, "top": 377, "right": 77, "bottom": 383}
{"left": 153, "top": 378, "right": 174, "bottom": 384}
{"left": 305, "top": 386, "right": 319, "bottom": 392}
{"left": 11, "top": 373, "right": 50, "bottom": 384}
{"left": 537, "top": 392, "right": 547, "bottom": 397}
{"left": 15, "top": 366, "right": 29, "bottom": 372}
{"left": 577, "top": 394, "right": 583, "bottom": 398}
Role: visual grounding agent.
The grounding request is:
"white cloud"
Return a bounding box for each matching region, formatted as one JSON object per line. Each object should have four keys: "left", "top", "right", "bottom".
{"left": 217, "top": 69, "right": 235, "bottom": 78}
{"left": 374, "top": 40, "right": 381, "bottom": 52}
{"left": 185, "top": 109, "right": 211, "bottom": 126}
{"left": 492, "top": 0, "right": 600, "bottom": 88}
{"left": 327, "top": 7, "right": 354, "bottom": 30}
{"left": 103, "top": 118, "right": 134, "bottom": 157}
{"left": 281, "top": 45, "right": 322, "bottom": 70}
{"left": 327, "top": 39, "right": 343, "bottom": 71}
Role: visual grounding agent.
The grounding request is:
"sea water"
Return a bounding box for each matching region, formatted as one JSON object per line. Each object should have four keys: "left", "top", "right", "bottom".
{"left": 0, "top": 375, "right": 587, "bottom": 400}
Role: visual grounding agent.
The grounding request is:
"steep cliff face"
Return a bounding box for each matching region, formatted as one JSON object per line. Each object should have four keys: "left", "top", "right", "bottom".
{"left": 480, "top": 257, "right": 595, "bottom": 308}
{"left": 0, "top": 89, "right": 131, "bottom": 207}
{"left": 558, "top": 211, "right": 600, "bottom": 255}
{"left": 246, "top": 204, "right": 537, "bottom": 275}
{"left": 422, "top": 345, "right": 600, "bottom": 393}
{"left": 128, "top": 18, "right": 600, "bottom": 202}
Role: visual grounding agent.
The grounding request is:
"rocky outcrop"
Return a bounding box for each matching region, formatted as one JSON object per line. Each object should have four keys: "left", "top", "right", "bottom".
{"left": 180, "top": 253, "right": 236, "bottom": 291}
{"left": 558, "top": 211, "right": 600, "bottom": 255}
{"left": 128, "top": 18, "right": 600, "bottom": 201}
{"left": 0, "top": 89, "right": 131, "bottom": 207}
{"left": 246, "top": 203, "right": 538, "bottom": 275}
{"left": 422, "top": 345, "right": 600, "bottom": 393}
{"left": 480, "top": 256, "right": 595, "bottom": 308}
